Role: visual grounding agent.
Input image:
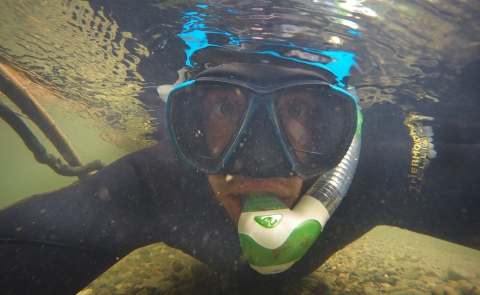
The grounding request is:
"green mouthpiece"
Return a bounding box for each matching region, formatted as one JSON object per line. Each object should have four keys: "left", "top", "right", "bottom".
{"left": 238, "top": 194, "right": 323, "bottom": 274}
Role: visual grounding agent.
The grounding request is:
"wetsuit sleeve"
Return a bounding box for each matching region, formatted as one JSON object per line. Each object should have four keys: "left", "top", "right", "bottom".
{"left": 381, "top": 109, "right": 480, "bottom": 249}
{"left": 290, "top": 102, "right": 480, "bottom": 278}
{"left": 349, "top": 102, "right": 480, "bottom": 249}
{"left": 0, "top": 140, "right": 182, "bottom": 295}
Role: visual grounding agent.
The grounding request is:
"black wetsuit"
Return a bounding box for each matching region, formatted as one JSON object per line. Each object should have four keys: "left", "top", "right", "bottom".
{"left": 1, "top": 102, "right": 479, "bottom": 295}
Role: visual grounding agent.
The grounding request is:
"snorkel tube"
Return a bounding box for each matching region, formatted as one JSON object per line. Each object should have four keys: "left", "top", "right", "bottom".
{"left": 238, "top": 90, "right": 362, "bottom": 275}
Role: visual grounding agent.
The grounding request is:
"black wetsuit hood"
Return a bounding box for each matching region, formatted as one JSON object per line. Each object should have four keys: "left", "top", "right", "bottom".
{"left": 189, "top": 47, "right": 340, "bottom": 85}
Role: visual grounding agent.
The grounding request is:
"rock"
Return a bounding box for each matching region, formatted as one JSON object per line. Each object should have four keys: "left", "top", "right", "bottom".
{"left": 334, "top": 276, "right": 349, "bottom": 287}
{"left": 431, "top": 284, "right": 460, "bottom": 295}
{"left": 108, "top": 262, "right": 122, "bottom": 273}
{"left": 367, "top": 266, "right": 379, "bottom": 273}
{"left": 425, "top": 270, "right": 442, "bottom": 278}
{"left": 77, "top": 289, "right": 93, "bottom": 295}
{"left": 372, "top": 274, "right": 397, "bottom": 285}
{"left": 350, "top": 276, "right": 362, "bottom": 283}
{"left": 135, "top": 287, "right": 157, "bottom": 295}
{"left": 380, "top": 282, "right": 392, "bottom": 289}
{"left": 394, "top": 281, "right": 408, "bottom": 287}
{"left": 447, "top": 265, "right": 471, "bottom": 281}
{"left": 415, "top": 281, "right": 426, "bottom": 289}
{"left": 351, "top": 270, "right": 369, "bottom": 277}
{"left": 468, "top": 277, "right": 480, "bottom": 285}
{"left": 123, "top": 275, "right": 143, "bottom": 286}
{"left": 172, "top": 260, "right": 185, "bottom": 273}
{"left": 110, "top": 275, "right": 125, "bottom": 285}
{"left": 389, "top": 275, "right": 402, "bottom": 282}
{"left": 301, "top": 275, "right": 318, "bottom": 290}
{"left": 92, "top": 287, "right": 115, "bottom": 295}
{"left": 387, "top": 269, "right": 399, "bottom": 276}
{"left": 413, "top": 268, "right": 426, "bottom": 276}
{"left": 389, "top": 289, "right": 425, "bottom": 295}
{"left": 114, "top": 283, "right": 135, "bottom": 295}
{"left": 332, "top": 268, "right": 341, "bottom": 275}
{"left": 352, "top": 284, "right": 363, "bottom": 293}
{"left": 377, "top": 261, "right": 389, "bottom": 269}
{"left": 313, "top": 280, "right": 332, "bottom": 294}
{"left": 385, "top": 285, "right": 409, "bottom": 293}
{"left": 361, "top": 282, "right": 376, "bottom": 295}
{"left": 455, "top": 281, "right": 480, "bottom": 295}
{"left": 404, "top": 272, "right": 422, "bottom": 280}
{"left": 409, "top": 256, "right": 420, "bottom": 262}
{"left": 422, "top": 276, "right": 442, "bottom": 284}
{"left": 323, "top": 267, "right": 334, "bottom": 272}
{"left": 138, "top": 248, "right": 150, "bottom": 256}
{"left": 139, "top": 255, "right": 151, "bottom": 263}
{"left": 156, "top": 281, "right": 175, "bottom": 294}
{"left": 140, "top": 275, "right": 165, "bottom": 290}
{"left": 136, "top": 271, "right": 150, "bottom": 279}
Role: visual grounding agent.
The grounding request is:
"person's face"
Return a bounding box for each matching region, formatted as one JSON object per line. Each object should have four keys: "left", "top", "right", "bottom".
{"left": 201, "top": 86, "right": 311, "bottom": 224}
{"left": 207, "top": 174, "right": 304, "bottom": 224}
{"left": 202, "top": 87, "right": 316, "bottom": 161}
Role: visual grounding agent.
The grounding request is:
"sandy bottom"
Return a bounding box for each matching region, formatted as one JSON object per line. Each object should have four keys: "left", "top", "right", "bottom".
{"left": 79, "top": 226, "right": 480, "bottom": 295}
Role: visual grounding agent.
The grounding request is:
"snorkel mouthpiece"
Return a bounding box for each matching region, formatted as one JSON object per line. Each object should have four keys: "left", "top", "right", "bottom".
{"left": 238, "top": 193, "right": 328, "bottom": 274}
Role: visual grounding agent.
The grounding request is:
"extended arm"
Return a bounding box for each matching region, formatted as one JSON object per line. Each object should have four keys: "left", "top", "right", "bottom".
{"left": 0, "top": 141, "right": 181, "bottom": 295}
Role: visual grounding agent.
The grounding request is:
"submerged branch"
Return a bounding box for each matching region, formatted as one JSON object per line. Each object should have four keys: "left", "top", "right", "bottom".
{"left": 0, "top": 99, "right": 105, "bottom": 176}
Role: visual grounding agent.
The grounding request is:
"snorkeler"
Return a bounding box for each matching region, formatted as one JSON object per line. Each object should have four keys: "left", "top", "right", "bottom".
{"left": 1, "top": 43, "right": 479, "bottom": 294}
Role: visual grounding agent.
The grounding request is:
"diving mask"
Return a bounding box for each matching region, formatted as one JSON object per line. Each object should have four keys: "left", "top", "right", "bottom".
{"left": 166, "top": 77, "right": 357, "bottom": 179}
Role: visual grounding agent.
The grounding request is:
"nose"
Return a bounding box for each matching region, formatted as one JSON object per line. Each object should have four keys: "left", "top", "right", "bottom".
{"left": 223, "top": 105, "right": 293, "bottom": 178}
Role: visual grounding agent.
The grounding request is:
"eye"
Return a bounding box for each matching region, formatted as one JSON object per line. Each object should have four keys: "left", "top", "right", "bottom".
{"left": 286, "top": 100, "right": 308, "bottom": 118}
{"left": 212, "top": 99, "right": 239, "bottom": 117}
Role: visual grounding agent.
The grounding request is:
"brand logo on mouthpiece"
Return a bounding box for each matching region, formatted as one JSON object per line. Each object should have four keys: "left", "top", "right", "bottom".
{"left": 254, "top": 214, "right": 283, "bottom": 228}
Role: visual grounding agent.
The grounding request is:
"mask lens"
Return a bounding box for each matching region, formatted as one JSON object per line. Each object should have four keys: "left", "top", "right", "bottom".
{"left": 275, "top": 85, "right": 356, "bottom": 176}
{"left": 169, "top": 82, "right": 250, "bottom": 171}
{"left": 169, "top": 80, "right": 356, "bottom": 177}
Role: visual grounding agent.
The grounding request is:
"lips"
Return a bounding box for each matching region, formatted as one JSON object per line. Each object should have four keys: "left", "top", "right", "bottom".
{"left": 207, "top": 174, "right": 304, "bottom": 224}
